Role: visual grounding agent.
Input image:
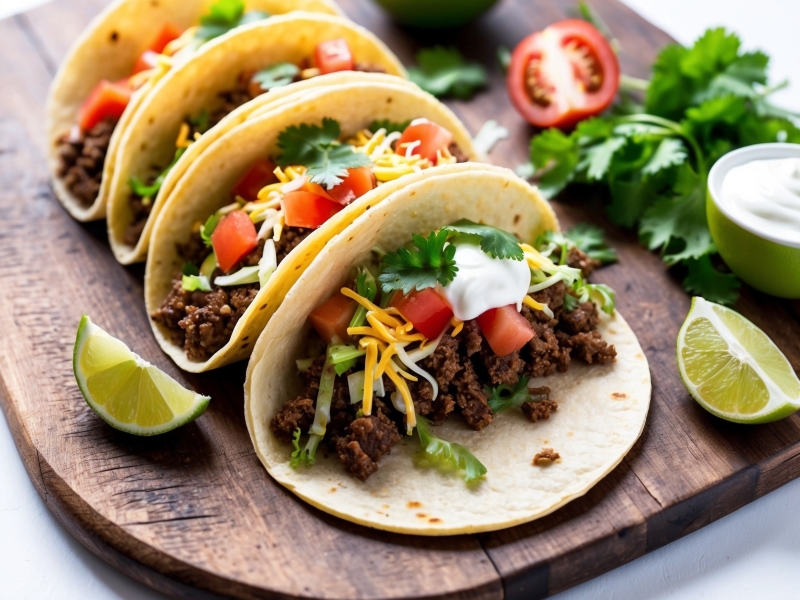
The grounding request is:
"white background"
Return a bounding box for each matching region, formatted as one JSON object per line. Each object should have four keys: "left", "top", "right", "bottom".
{"left": 2, "top": 0, "right": 799, "bottom": 598}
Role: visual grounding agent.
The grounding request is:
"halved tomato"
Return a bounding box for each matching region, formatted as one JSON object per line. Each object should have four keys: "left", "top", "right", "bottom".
{"left": 232, "top": 158, "right": 278, "bottom": 200}
{"left": 282, "top": 191, "right": 343, "bottom": 229}
{"left": 210, "top": 210, "right": 258, "bottom": 273}
{"left": 314, "top": 39, "right": 354, "bottom": 74}
{"left": 132, "top": 50, "right": 160, "bottom": 75}
{"left": 149, "top": 22, "right": 182, "bottom": 54}
{"left": 476, "top": 305, "right": 534, "bottom": 357}
{"left": 507, "top": 19, "right": 619, "bottom": 129}
{"left": 397, "top": 120, "right": 453, "bottom": 163}
{"left": 78, "top": 79, "right": 132, "bottom": 131}
{"left": 392, "top": 288, "right": 453, "bottom": 340}
{"left": 327, "top": 167, "right": 376, "bottom": 205}
{"left": 309, "top": 294, "right": 357, "bottom": 344}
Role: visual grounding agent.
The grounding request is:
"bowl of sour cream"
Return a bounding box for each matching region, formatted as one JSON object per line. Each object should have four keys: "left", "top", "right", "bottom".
{"left": 707, "top": 143, "right": 800, "bottom": 298}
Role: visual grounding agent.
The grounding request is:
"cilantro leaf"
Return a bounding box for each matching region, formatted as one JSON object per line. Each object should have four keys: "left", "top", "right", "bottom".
{"left": 188, "top": 109, "right": 210, "bottom": 135}
{"left": 582, "top": 136, "right": 627, "bottom": 180}
{"left": 195, "top": 0, "right": 269, "bottom": 43}
{"left": 442, "top": 219, "right": 524, "bottom": 260}
{"left": 200, "top": 213, "right": 220, "bottom": 246}
{"left": 129, "top": 147, "right": 186, "bottom": 199}
{"left": 408, "top": 47, "right": 488, "bottom": 100}
{"left": 276, "top": 118, "right": 372, "bottom": 189}
{"left": 683, "top": 256, "right": 740, "bottom": 305}
{"left": 497, "top": 46, "right": 511, "bottom": 73}
{"left": 530, "top": 128, "right": 580, "bottom": 198}
{"left": 182, "top": 262, "right": 199, "bottom": 276}
{"left": 563, "top": 292, "right": 579, "bottom": 312}
{"left": 252, "top": 63, "right": 300, "bottom": 92}
{"left": 378, "top": 230, "right": 457, "bottom": 294}
{"left": 642, "top": 138, "right": 687, "bottom": 175}
{"left": 369, "top": 119, "right": 411, "bottom": 134}
{"left": 416, "top": 417, "right": 487, "bottom": 482}
{"left": 486, "top": 377, "right": 531, "bottom": 414}
{"left": 564, "top": 223, "right": 618, "bottom": 263}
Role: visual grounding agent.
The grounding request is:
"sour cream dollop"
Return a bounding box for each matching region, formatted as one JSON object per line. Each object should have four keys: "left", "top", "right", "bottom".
{"left": 720, "top": 157, "right": 800, "bottom": 245}
{"left": 443, "top": 242, "right": 530, "bottom": 321}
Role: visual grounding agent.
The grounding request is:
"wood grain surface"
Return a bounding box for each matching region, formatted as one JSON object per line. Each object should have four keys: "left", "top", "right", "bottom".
{"left": 2, "top": 0, "right": 800, "bottom": 598}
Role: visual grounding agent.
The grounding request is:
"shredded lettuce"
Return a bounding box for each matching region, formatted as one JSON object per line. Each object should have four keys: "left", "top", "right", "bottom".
{"left": 200, "top": 213, "right": 220, "bottom": 246}
{"left": 330, "top": 344, "right": 366, "bottom": 376}
{"left": 181, "top": 274, "right": 211, "bottom": 292}
{"left": 416, "top": 418, "right": 487, "bottom": 482}
{"left": 213, "top": 265, "right": 259, "bottom": 286}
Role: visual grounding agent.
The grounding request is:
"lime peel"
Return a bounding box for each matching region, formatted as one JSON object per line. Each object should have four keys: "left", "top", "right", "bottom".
{"left": 676, "top": 297, "right": 800, "bottom": 424}
{"left": 73, "top": 315, "right": 210, "bottom": 435}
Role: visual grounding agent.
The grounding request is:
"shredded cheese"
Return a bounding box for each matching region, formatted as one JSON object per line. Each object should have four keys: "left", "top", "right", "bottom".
{"left": 175, "top": 122, "right": 192, "bottom": 148}
{"left": 450, "top": 317, "right": 464, "bottom": 337}
{"left": 523, "top": 295, "right": 555, "bottom": 320}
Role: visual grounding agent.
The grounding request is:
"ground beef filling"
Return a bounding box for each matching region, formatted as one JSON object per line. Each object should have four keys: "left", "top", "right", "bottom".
{"left": 271, "top": 261, "right": 617, "bottom": 480}
{"left": 56, "top": 118, "right": 116, "bottom": 207}
{"left": 150, "top": 226, "right": 312, "bottom": 361}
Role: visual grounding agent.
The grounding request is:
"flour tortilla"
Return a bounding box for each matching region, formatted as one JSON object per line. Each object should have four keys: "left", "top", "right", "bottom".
{"left": 244, "top": 168, "right": 651, "bottom": 535}
{"left": 107, "top": 14, "right": 408, "bottom": 264}
{"left": 46, "top": 0, "right": 342, "bottom": 222}
{"left": 145, "top": 83, "right": 479, "bottom": 372}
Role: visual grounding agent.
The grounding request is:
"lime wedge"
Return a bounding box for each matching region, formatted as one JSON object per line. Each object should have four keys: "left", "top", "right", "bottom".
{"left": 677, "top": 297, "right": 800, "bottom": 423}
{"left": 73, "top": 315, "right": 210, "bottom": 435}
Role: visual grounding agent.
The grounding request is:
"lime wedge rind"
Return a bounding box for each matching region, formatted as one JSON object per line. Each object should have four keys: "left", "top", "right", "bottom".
{"left": 73, "top": 315, "right": 211, "bottom": 436}
{"left": 676, "top": 298, "right": 800, "bottom": 424}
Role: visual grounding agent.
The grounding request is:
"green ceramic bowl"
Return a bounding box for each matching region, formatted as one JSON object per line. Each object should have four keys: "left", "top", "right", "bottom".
{"left": 371, "top": 0, "right": 500, "bottom": 29}
{"left": 707, "top": 143, "right": 800, "bottom": 299}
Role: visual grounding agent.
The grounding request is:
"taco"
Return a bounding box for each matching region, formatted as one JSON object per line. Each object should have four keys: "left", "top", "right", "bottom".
{"left": 145, "top": 81, "right": 479, "bottom": 373}
{"left": 244, "top": 166, "right": 651, "bottom": 535}
{"left": 47, "top": 0, "right": 342, "bottom": 222}
{"left": 106, "top": 14, "right": 408, "bottom": 264}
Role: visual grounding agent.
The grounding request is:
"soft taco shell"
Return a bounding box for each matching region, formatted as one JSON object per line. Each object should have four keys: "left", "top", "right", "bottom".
{"left": 107, "top": 14, "right": 408, "bottom": 264}
{"left": 46, "top": 0, "right": 342, "bottom": 222}
{"left": 145, "top": 83, "right": 479, "bottom": 372}
{"left": 244, "top": 168, "right": 651, "bottom": 535}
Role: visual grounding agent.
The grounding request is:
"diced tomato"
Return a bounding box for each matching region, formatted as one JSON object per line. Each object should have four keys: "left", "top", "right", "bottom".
{"left": 132, "top": 50, "right": 160, "bottom": 75}
{"left": 231, "top": 158, "right": 278, "bottom": 200}
{"left": 309, "top": 294, "right": 357, "bottom": 344}
{"left": 392, "top": 288, "right": 453, "bottom": 340}
{"left": 507, "top": 20, "right": 619, "bottom": 129}
{"left": 327, "top": 167, "right": 377, "bottom": 205}
{"left": 78, "top": 79, "right": 132, "bottom": 131}
{"left": 476, "top": 305, "right": 534, "bottom": 357}
{"left": 148, "top": 22, "right": 182, "bottom": 54}
{"left": 397, "top": 120, "right": 454, "bottom": 163}
{"left": 210, "top": 210, "right": 258, "bottom": 273}
{"left": 283, "top": 191, "right": 343, "bottom": 229}
{"left": 314, "top": 38, "right": 354, "bottom": 74}
{"left": 299, "top": 180, "right": 334, "bottom": 202}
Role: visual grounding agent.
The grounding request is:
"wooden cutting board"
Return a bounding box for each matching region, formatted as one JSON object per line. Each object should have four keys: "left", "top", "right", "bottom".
{"left": 2, "top": 0, "right": 800, "bottom": 598}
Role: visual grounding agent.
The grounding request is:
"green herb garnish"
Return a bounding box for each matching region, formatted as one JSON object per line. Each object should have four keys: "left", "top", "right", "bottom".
{"left": 195, "top": 0, "right": 269, "bottom": 43}
{"left": 536, "top": 223, "right": 617, "bottom": 265}
{"left": 349, "top": 268, "right": 377, "bottom": 330}
{"left": 128, "top": 147, "right": 186, "bottom": 199}
{"left": 408, "top": 47, "right": 488, "bottom": 100}
{"left": 527, "top": 27, "right": 800, "bottom": 304}
{"left": 188, "top": 109, "right": 210, "bottom": 135}
{"left": 252, "top": 63, "right": 300, "bottom": 92}
{"left": 276, "top": 118, "right": 372, "bottom": 189}
{"left": 182, "top": 262, "right": 199, "bottom": 277}
{"left": 378, "top": 230, "right": 457, "bottom": 295}
{"left": 442, "top": 219, "right": 524, "bottom": 261}
{"left": 416, "top": 417, "right": 487, "bottom": 482}
{"left": 200, "top": 213, "right": 220, "bottom": 246}
{"left": 369, "top": 119, "right": 411, "bottom": 135}
{"left": 486, "top": 377, "right": 531, "bottom": 414}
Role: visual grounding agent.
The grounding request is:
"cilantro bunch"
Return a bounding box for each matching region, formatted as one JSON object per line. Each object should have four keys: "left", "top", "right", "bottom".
{"left": 408, "top": 47, "right": 488, "bottom": 100}
{"left": 528, "top": 28, "right": 800, "bottom": 304}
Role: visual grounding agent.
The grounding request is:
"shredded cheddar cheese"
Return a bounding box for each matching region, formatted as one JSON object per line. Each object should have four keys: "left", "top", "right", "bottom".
{"left": 175, "top": 122, "right": 192, "bottom": 148}
{"left": 450, "top": 317, "right": 464, "bottom": 337}
{"left": 523, "top": 295, "right": 554, "bottom": 319}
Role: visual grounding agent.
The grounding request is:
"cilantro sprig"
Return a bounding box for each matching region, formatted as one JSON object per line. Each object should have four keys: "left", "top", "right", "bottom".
{"left": 416, "top": 418, "right": 486, "bottom": 482}
{"left": 195, "top": 0, "right": 269, "bottom": 44}
{"left": 129, "top": 147, "right": 186, "bottom": 199}
{"left": 486, "top": 377, "right": 531, "bottom": 414}
{"left": 536, "top": 223, "right": 617, "bottom": 265}
{"left": 276, "top": 118, "right": 372, "bottom": 189}
{"left": 526, "top": 28, "right": 800, "bottom": 304}
{"left": 200, "top": 213, "right": 220, "bottom": 246}
{"left": 408, "top": 47, "right": 488, "bottom": 100}
{"left": 252, "top": 63, "right": 300, "bottom": 92}
{"left": 378, "top": 230, "right": 457, "bottom": 295}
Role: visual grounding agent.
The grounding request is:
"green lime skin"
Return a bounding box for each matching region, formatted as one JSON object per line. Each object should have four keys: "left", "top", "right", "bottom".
{"left": 707, "top": 190, "right": 800, "bottom": 299}
{"left": 371, "top": 0, "right": 500, "bottom": 28}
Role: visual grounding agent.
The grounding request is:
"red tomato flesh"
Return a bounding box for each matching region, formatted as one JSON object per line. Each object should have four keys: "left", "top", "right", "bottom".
{"left": 231, "top": 158, "right": 278, "bottom": 200}
{"left": 132, "top": 50, "right": 160, "bottom": 75}
{"left": 327, "top": 167, "right": 377, "bottom": 205}
{"left": 149, "top": 22, "right": 182, "bottom": 54}
{"left": 507, "top": 19, "right": 619, "bottom": 129}
{"left": 392, "top": 288, "right": 453, "bottom": 340}
{"left": 282, "top": 191, "right": 343, "bottom": 229}
{"left": 210, "top": 210, "right": 258, "bottom": 273}
{"left": 299, "top": 180, "right": 335, "bottom": 202}
{"left": 314, "top": 39, "right": 354, "bottom": 74}
{"left": 476, "top": 305, "right": 534, "bottom": 357}
{"left": 309, "top": 295, "right": 357, "bottom": 344}
{"left": 397, "top": 121, "right": 453, "bottom": 163}
{"left": 78, "top": 79, "right": 132, "bottom": 131}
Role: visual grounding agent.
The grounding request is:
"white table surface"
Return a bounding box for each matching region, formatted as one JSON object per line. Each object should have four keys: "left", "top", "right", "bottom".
{"left": 2, "top": 0, "right": 799, "bottom": 598}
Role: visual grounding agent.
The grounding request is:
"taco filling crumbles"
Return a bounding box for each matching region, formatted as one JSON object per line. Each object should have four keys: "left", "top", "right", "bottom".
{"left": 151, "top": 118, "right": 468, "bottom": 360}
{"left": 269, "top": 222, "right": 617, "bottom": 481}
